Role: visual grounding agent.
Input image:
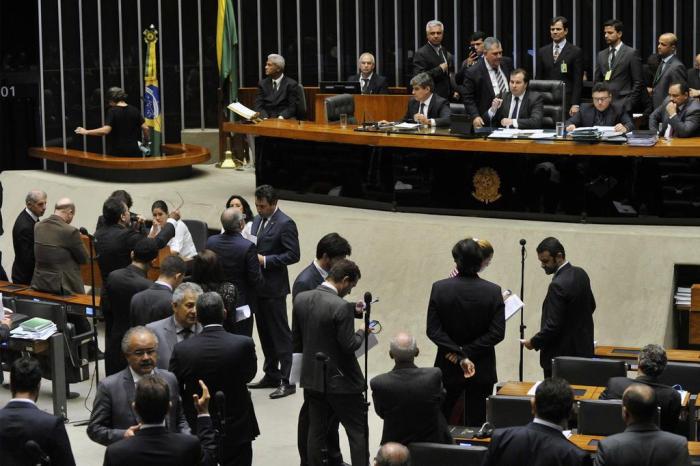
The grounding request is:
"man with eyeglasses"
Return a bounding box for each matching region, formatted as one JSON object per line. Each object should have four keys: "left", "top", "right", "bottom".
{"left": 87, "top": 326, "right": 190, "bottom": 446}
{"left": 565, "top": 82, "right": 634, "bottom": 133}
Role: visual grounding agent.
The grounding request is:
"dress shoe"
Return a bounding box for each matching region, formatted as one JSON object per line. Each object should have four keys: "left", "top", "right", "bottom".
{"left": 269, "top": 383, "right": 296, "bottom": 399}
{"left": 247, "top": 377, "right": 281, "bottom": 389}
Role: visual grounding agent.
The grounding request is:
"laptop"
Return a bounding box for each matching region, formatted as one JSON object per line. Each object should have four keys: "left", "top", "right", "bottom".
{"left": 449, "top": 114, "right": 492, "bottom": 139}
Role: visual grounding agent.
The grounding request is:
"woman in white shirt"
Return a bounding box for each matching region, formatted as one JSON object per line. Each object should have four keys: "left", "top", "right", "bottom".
{"left": 225, "top": 194, "right": 255, "bottom": 241}
{"left": 149, "top": 200, "right": 197, "bottom": 259}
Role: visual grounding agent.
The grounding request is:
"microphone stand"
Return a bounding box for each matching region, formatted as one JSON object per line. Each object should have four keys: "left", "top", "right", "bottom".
{"left": 362, "top": 293, "right": 372, "bottom": 466}
{"left": 519, "top": 239, "right": 526, "bottom": 382}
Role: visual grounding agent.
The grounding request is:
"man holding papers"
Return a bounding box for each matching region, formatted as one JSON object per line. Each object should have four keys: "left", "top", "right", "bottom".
{"left": 565, "top": 82, "right": 634, "bottom": 133}
{"left": 483, "top": 68, "right": 543, "bottom": 129}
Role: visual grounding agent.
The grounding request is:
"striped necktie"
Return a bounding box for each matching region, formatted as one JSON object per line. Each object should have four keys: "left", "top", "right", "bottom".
{"left": 495, "top": 68, "right": 507, "bottom": 96}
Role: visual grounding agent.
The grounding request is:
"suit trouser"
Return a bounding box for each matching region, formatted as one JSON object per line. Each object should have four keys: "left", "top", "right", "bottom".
{"left": 298, "top": 390, "right": 343, "bottom": 466}
{"left": 221, "top": 441, "right": 252, "bottom": 466}
{"left": 307, "top": 390, "right": 367, "bottom": 466}
{"left": 443, "top": 381, "right": 492, "bottom": 427}
{"left": 256, "top": 296, "right": 292, "bottom": 383}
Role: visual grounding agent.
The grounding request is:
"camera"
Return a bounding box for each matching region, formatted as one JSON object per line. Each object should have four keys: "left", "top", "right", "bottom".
{"left": 468, "top": 45, "right": 477, "bottom": 57}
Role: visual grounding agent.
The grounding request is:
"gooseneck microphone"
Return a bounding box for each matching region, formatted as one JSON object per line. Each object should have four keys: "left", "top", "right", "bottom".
{"left": 519, "top": 238, "right": 526, "bottom": 246}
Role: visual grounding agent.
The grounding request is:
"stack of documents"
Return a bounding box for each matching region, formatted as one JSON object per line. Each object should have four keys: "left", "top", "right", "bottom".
{"left": 569, "top": 127, "right": 602, "bottom": 141}
{"left": 626, "top": 130, "right": 658, "bottom": 147}
{"left": 675, "top": 287, "right": 691, "bottom": 307}
{"left": 10, "top": 317, "right": 57, "bottom": 340}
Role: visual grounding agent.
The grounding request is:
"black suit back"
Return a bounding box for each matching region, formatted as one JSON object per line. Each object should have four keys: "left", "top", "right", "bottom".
{"left": 11, "top": 210, "right": 37, "bottom": 284}
{"left": 129, "top": 283, "right": 173, "bottom": 327}
{"left": 103, "top": 427, "right": 201, "bottom": 466}
{"left": 292, "top": 262, "right": 323, "bottom": 299}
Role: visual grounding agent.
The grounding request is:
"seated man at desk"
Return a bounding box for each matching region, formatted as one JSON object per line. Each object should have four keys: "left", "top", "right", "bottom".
{"left": 483, "top": 68, "right": 543, "bottom": 129}
{"left": 347, "top": 52, "right": 389, "bottom": 95}
{"left": 253, "top": 53, "right": 299, "bottom": 120}
{"left": 381, "top": 72, "right": 450, "bottom": 127}
{"left": 649, "top": 81, "right": 700, "bottom": 138}
{"left": 565, "top": 82, "right": 634, "bottom": 133}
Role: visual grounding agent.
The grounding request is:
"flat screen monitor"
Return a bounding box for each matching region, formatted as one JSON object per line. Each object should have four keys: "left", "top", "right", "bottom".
{"left": 319, "top": 81, "right": 362, "bottom": 94}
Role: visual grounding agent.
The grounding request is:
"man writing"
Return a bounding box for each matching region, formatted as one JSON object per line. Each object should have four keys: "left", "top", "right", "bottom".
{"left": 565, "top": 82, "right": 634, "bottom": 133}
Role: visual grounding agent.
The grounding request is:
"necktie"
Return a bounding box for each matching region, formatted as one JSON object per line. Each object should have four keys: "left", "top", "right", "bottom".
{"left": 553, "top": 44, "right": 560, "bottom": 61}
{"left": 510, "top": 96, "right": 520, "bottom": 120}
{"left": 362, "top": 78, "right": 369, "bottom": 94}
{"left": 419, "top": 102, "right": 425, "bottom": 117}
{"left": 594, "top": 110, "right": 605, "bottom": 126}
{"left": 257, "top": 217, "right": 267, "bottom": 236}
{"left": 654, "top": 61, "right": 665, "bottom": 84}
{"left": 495, "top": 68, "right": 507, "bottom": 96}
{"left": 178, "top": 327, "right": 192, "bottom": 341}
{"left": 608, "top": 47, "right": 616, "bottom": 69}
{"left": 272, "top": 80, "right": 278, "bottom": 92}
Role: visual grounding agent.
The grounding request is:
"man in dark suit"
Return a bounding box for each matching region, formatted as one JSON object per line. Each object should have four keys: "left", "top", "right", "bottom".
{"left": 649, "top": 33, "right": 687, "bottom": 111}
{"left": 102, "top": 375, "right": 216, "bottom": 466}
{"left": 0, "top": 182, "right": 5, "bottom": 281}
{"left": 649, "top": 82, "right": 700, "bottom": 138}
{"left": 31, "top": 198, "right": 88, "bottom": 295}
{"left": 594, "top": 384, "right": 689, "bottom": 466}
{"left": 11, "top": 190, "right": 46, "bottom": 284}
{"left": 169, "top": 292, "right": 259, "bottom": 466}
{"left": 565, "top": 82, "right": 635, "bottom": 133}
{"left": 102, "top": 238, "right": 158, "bottom": 375}
{"left": 454, "top": 31, "right": 488, "bottom": 100}
{"left": 535, "top": 16, "right": 583, "bottom": 116}
{"left": 599, "top": 344, "right": 681, "bottom": 432}
{"left": 426, "top": 238, "right": 503, "bottom": 426}
{"left": 484, "top": 68, "right": 544, "bottom": 129}
{"left": 593, "top": 19, "right": 643, "bottom": 113}
{"left": 482, "top": 378, "right": 591, "bottom": 466}
{"left": 205, "top": 208, "right": 263, "bottom": 338}
{"left": 87, "top": 326, "right": 191, "bottom": 446}
{"left": 0, "top": 357, "right": 76, "bottom": 466}
{"left": 463, "top": 37, "right": 514, "bottom": 129}
{"left": 370, "top": 332, "right": 452, "bottom": 445}
{"left": 688, "top": 54, "right": 700, "bottom": 98}
{"left": 254, "top": 54, "right": 299, "bottom": 119}
{"left": 247, "top": 185, "right": 300, "bottom": 399}
{"left": 292, "top": 259, "right": 367, "bottom": 466}
{"left": 523, "top": 237, "right": 596, "bottom": 378}
{"left": 412, "top": 20, "right": 454, "bottom": 100}
{"left": 347, "top": 52, "right": 389, "bottom": 94}
{"left": 130, "top": 255, "right": 186, "bottom": 326}
{"left": 397, "top": 73, "right": 451, "bottom": 127}
{"left": 147, "top": 282, "right": 203, "bottom": 370}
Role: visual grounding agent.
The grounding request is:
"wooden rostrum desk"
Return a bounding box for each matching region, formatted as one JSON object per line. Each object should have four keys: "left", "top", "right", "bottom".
{"left": 225, "top": 119, "right": 700, "bottom": 225}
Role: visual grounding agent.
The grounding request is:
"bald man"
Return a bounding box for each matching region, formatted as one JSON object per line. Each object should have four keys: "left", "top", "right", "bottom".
{"left": 370, "top": 332, "right": 452, "bottom": 446}
{"left": 374, "top": 442, "right": 410, "bottom": 466}
{"left": 31, "top": 198, "right": 88, "bottom": 295}
{"left": 650, "top": 33, "right": 686, "bottom": 110}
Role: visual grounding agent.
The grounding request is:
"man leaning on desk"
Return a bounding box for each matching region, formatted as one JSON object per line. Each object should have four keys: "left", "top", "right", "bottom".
{"left": 380, "top": 72, "right": 450, "bottom": 128}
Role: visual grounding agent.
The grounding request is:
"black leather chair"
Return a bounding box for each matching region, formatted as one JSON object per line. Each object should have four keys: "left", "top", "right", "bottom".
{"left": 552, "top": 356, "right": 627, "bottom": 386}
{"left": 296, "top": 83, "right": 307, "bottom": 120}
{"left": 450, "top": 102, "right": 466, "bottom": 116}
{"left": 528, "top": 79, "right": 566, "bottom": 128}
{"left": 409, "top": 442, "right": 488, "bottom": 466}
{"left": 577, "top": 399, "right": 660, "bottom": 435}
{"left": 486, "top": 395, "right": 533, "bottom": 428}
{"left": 325, "top": 94, "right": 356, "bottom": 123}
{"left": 657, "top": 362, "right": 700, "bottom": 393}
{"left": 183, "top": 219, "right": 209, "bottom": 253}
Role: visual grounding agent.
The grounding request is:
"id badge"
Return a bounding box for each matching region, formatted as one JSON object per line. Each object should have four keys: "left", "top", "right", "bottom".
{"left": 560, "top": 62, "right": 568, "bottom": 73}
{"left": 604, "top": 70, "right": 612, "bottom": 81}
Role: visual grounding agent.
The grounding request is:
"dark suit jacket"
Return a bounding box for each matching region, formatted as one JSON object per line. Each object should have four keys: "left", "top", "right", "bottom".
{"left": 594, "top": 422, "right": 690, "bottom": 466}
{"left": 594, "top": 43, "right": 643, "bottom": 112}
{"left": 11, "top": 209, "right": 37, "bottom": 284}
{"left": 599, "top": 374, "right": 681, "bottom": 432}
{"left": 565, "top": 102, "right": 635, "bottom": 132}
{"left": 205, "top": 231, "right": 263, "bottom": 312}
{"left": 530, "top": 263, "right": 596, "bottom": 373}
{"left": 130, "top": 283, "right": 173, "bottom": 327}
{"left": 87, "top": 367, "right": 190, "bottom": 446}
{"left": 250, "top": 208, "right": 300, "bottom": 298}
{"left": 426, "top": 274, "right": 505, "bottom": 386}
{"left": 103, "top": 416, "right": 216, "bottom": 466}
{"left": 485, "top": 91, "right": 544, "bottom": 129}
{"left": 147, "top": 315, "right": 202, "bottom": 370}
{"left": 0, "top": 400, "right": 76, "bottom": 466}
{"left": 688, "top": 67, "right": 700, "bottom": 92}
{"left": 402, "top": 94, "right": 452, "bottom": 127}
{"left": 651, "top": 56, "right": 687, "bottom": 110}
{"left": 463, "top": 58, "right": 514, "bottom": 120}
{"left": 31, "top": 214, "right": 88, "bottom": 295}
{"left": 347, "top": 73, "right": 389, "bottom": 94}
{"left": 254, "top": 75, "right": 299, "bottom": 119}
{"left": 649, "top": 98, "right": 700, "bottom": 138}
{"left": 292, "top": 262, "right": 324, "bottom": 298}
{"left": 454, "top": 57, "right": 482, "bottom": 98}
{"left": 102, "top": 264, "right": 153, "bottom": 374}
{"left": 292, "top": 285, "right": 364, "bottom": 394}
{"left": 169, "top": 325, "right": 259, "bottom": 446}
{"left": 370, "top": 362, "right": 451, "bottom": 445}
{"left": 412, "top": 43, "right": 454, "bottom": 99}
{"left": 483, "top": 422, "right": 591, "bottom": 466}
{"left": 536, "top": 41, "right": 584, "bottom": 107}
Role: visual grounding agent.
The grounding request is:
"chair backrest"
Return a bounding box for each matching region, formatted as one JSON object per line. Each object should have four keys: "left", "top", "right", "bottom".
{"left": 527, "top": 79, "right": 565, "bottom": 128}
{"left": 450, "top": 102, "right": 466, "bottom": 116}
{"left": 325, "top": 94, "right": 355, "bottom": 123}
{"left": 296, "top": 83, "right": 307, "bottom": 120}
{"left": 486, "top": 395, "right": 533, "bottom": 428}
{"left": 552, "top": 356, "right": 628, "bottom": 386}
{"left": 13, "top": 299, "right": 68, "bottom": 332}
{"left": 577, "top": 399, "right": 661, "bottom": 435}
{"left": 2, "top": 295, "right": 15, "bottom": 312}
{"left": 409, "top": 442, "right": 488, "bottom": 466}
{"left": 182, "top": 219, "right": 209, "bottom": 253}
{"left": 657, "top": 362, "right": 700, "bottom": 393}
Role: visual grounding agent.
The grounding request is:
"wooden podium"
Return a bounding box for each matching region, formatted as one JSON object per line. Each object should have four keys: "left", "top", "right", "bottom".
{"left": 687, "top": 284, "right": 700, "bottom": 345}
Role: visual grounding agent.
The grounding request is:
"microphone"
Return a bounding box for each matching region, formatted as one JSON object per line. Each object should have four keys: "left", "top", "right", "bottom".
{"left": 363, "top": 292, "right": 372, "bottom": 312}
{"left": 519, "top": 238, "right": 526, "bottom": 246}
{"left": 315, "top": 352, "right": 330, "bottom": 362}
{"left": 25, "top": 440, "right": 50, "bottom": 464}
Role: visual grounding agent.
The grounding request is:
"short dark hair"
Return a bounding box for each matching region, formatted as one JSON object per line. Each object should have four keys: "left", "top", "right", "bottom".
{"left": 102, "top": 197, "right": 127, "bottom": 225}
{"left": 196, "top": 291, "right": 226, "bottom": 326}
{"left": 225, "top": 195, "right": 254, "bottom": 222}
{"left": 192, "top": 249, "right": 227, "bottom": 286}
{"left": 151, "top": 200, "right": 169, "bottom": 214}
{"left": 132, "top": 238, "right": 160, "bottom": 263}
{"left": 160, "top": 255, "right": 186, "bottom": 278}
{"left": 10, "top": 357, "right": 42, "bottom": 395}
{"left": 638, "top": 344, "right": 667, "bottom": 377}
{"left": 316, "top": 233, "right": 352, "bottom": 260}
{"left": 452, "top": 239, "right": 484, "bottom": 276}
{"left": 470, "top": 31, "right": 487, "bottom": 42}
{"left": 327, "top": 259, "right": 361, "bottom": 283}
{"left": 254, "top": 184, "right": 278, "bottom": 204}
{"left": 669, "top": 81, "right": 690, "bottom": 95}
{"left": 134, "top": 375, "right": 170, "bottom": 424}
{"left": 550, "top": 16, "right": 569, "bottom": 29}
{"left": 106, "top": 86, "right": 128, "bottom": 102}
{"left": 623, "top": 384, "right": 657, "bottom": 422}
{"left": 536, "top": 237, "right": 566, "bottom": 259}
{"left": 603, "top": 19, "right": 624, "bottom": 33}
{"left": 110, "top": 190, "right": 133, "bottom": 209}
{"left": 511, "top": 68, "right": 530, "bottom": 84}
{"left": 592, "top": 82, "right": 612, "bottom": 95}
{"left": 535, "top": 377, "right": 574, "bottom": 423}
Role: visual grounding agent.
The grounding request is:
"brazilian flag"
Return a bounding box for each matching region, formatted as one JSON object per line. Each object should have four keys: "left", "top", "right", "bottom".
{"left": 143, "top": 26, "right": 162, "bottom": 156}
{"left": 217, "top": 0, "right": 238, "bottom": 117}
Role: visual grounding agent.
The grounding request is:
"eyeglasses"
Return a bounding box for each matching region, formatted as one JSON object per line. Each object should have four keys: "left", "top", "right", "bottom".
{"left": 592, "top": 96, "right": 611, "bottom": 103}
{"left": 128, "top": 348, "right": 157, "bottom": 357}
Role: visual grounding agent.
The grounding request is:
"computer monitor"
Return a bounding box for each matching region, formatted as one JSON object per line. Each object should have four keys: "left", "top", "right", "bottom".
{"left": 319, "top": 81, "right": 362, "bottom": 94}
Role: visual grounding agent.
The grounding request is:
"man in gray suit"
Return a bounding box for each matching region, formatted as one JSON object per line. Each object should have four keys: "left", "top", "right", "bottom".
{"left": 87, "top": 326, "right": 190, "bottom": 446}
{"left": 649, "top": 82, "right": 700, "bottom": 138}
{"left": 649, "top": 33, "right": 687, "bottom": 111}
{"left": 594, "top": 384, "right": 689, "bottom": 466}
{"left": 147, "top": 282, "right": 203, "bottom": 370}
{"left": 594, "top": 19, "right": 643, "bottom": 112}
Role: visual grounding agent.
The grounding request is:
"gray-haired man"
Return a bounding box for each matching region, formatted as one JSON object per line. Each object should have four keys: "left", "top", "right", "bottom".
{"left": 412, "top": 20, "right": 454, "bottom": 100}
{"left": 254, "top": 53, "right": 299, "bottom": 119}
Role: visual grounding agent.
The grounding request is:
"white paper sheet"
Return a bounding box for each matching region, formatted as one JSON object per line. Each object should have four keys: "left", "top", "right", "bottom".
{"left": 289, "top": 353, "right": 303, "bottom": 385}
{"left": 235, "top": 305, "right": 251, "bottom": 322}
{"left": 355, "top": 333, "right": 379, "bottom": 358}
{"left": 505, "top": 294, "right": 525, "bottom": 320}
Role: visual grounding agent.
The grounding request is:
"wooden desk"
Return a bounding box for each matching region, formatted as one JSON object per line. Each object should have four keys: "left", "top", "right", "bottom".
{"left": 595, "top": 345, "right": 700, "bottom": 363}
{"left": 498, "top": 381, "right": 602, "bottom": 400}
{"left": 313, "top": 94, "right": 411, "bottom": 123}
{"left": 0, "top": 280, "right": 100, "bottom": 308}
